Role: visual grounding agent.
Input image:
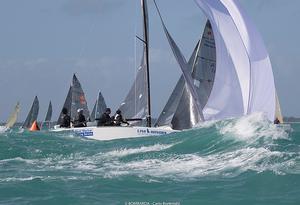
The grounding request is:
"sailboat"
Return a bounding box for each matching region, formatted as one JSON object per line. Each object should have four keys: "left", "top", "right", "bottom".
{"left": 53, "top": 0, "right": 278, "bottom": 140}
{"left": 41, "top": 101, "right": 52, "bottom": 129}
{"left": 56, "top": 74, "right": 90, "bottom": 126}
{"left": 52, "top": 0, "right": 177, "bottom": 140}
{"left": 275, "top": 92, "right": 284, "bottom": 123}
{"left": 22, "top": 96, "right": 39, "bottom": 129}
{"left": 90, "top": 91, "right": 107, "bottom": 122}
{"left": 0, "top": 102, "right": 20, "bottom": 132}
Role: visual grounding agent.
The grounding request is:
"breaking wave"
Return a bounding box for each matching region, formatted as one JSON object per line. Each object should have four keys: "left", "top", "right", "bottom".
{"left": 0, "top": 113, "right": 298, "bottom": 183}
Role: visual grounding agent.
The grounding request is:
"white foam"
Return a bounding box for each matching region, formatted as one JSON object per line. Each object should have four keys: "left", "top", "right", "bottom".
{"left": 218, "top": 113, "right": 289, "bottom": 141}
{"left": 102, "top": 143, "right": 175, "bottom": 158}
{"left": 99, "top": 146, "right": 297, "bottom": 180}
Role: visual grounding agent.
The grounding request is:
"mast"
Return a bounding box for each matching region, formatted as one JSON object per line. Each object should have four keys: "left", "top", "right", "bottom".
{"left": 141, "top": 0, "right": 151, "bottom": 127}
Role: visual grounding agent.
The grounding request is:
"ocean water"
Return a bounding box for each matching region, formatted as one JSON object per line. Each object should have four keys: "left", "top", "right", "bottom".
{"left": 0, "top": 113, "right": 299, "bottom": 205}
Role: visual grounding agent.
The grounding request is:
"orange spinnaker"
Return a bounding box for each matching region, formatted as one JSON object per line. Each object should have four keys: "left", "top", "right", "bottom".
{"left": 29, "top": 120, "right": 40, "bottom": 131}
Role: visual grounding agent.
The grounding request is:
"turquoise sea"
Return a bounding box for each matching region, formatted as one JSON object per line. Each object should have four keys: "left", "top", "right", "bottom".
{"left": 0, "top": 114, "right": 299, "bottom": 205}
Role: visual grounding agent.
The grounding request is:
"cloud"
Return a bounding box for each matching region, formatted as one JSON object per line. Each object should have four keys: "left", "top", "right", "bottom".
{"left": 62, "top": 0, "right": 126, "bottom": 16}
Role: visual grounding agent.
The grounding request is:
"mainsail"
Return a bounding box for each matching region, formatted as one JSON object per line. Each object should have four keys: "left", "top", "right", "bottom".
{"left": 71, "top": 74, "right": 90, "bottom": 121}
{"left": 155, "top": 18, "right": 216, "bottom": 129}
{"left": 44, "top": 101, "right": 52, "bottom": 122}
{"left": 57, "top": 74, "right": 90, "bottom": 124}
{"left": 90, "top": 91, "right": 107, "bottom": 122}
{"left": 22, "top": 96, "right": 39, "bottom": 128}
{"left": 119, "top": 0, "right": 151, "bottom": 126}
{"left": 5, "top": 102, "right": 20, "bottom": 128}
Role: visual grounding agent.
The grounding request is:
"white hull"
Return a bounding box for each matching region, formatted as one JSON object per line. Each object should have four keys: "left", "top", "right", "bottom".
{"left": 51, "top": 126, "right": 178, "bottom": 141}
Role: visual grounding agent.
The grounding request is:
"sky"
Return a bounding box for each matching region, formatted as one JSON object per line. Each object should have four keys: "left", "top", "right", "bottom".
{"left": 0, "top": 0, "right": 299, "bottom": 122}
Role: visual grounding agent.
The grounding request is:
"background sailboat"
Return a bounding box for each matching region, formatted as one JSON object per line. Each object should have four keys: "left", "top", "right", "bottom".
{"left": 22, "top": 96, "right": 39, "bottom": 129}
{"left": 90, "top": 91, "right": 106, "bottom": 122}
{"left": 57, "top": 74, "right": 90, "bottom": 125}
{"left": 275, "top": 92, "right": 284, "bottom": 123}
{"left": 0, "top": 102, "right": 20, "bottom": 132}
{"left": 41, "top": 101, "right": 52, "bottom": 129}
{"left": 5, "top": 102, "right": 21, "bottom": 129}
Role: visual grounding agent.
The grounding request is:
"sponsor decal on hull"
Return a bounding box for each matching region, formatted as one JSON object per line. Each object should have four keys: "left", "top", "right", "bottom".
{"left": 74, "top": 129, "right": 93, "bottom": 137}
{"left": 137, "top": 128, "right": 167, "bottom": 135}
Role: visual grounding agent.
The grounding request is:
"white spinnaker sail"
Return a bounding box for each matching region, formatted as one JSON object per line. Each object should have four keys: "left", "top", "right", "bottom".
{"left": 90, "top": 91, "right": 107, "bottom": 122}
{"left": 22, "top": 96, "right": 39, "bottom": 128}
{"left": 194, "top": 0, "right": 275, "bottom": 121}
{"left": 275, "top": 92, "right": 283, "bottom": 123}
{"left": 5, "top": 102, "right": 20, "bottom": 128}
{"left": 119, "top": 0, "right": 150, "bottom": 122}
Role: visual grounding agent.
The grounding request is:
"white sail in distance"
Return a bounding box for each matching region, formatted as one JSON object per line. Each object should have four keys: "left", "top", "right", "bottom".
{"left": 5, "top": 102, "right": 20, "bottom": 128}
{"left": 275, "top": 92, "right": 284, "bottom": 123}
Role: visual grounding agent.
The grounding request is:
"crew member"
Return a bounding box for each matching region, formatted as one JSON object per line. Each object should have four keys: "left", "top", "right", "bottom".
{"left": 60, "top": 107, "right": 71, "bottom": 128}
{"left": 114, "top": 109, "right": 129, "bottom": 126}
{"left": 73, "top": 108, "right": 87, "bottom": 127}
{"left": 97, "top": 108, "right": 114, "bottom": 126}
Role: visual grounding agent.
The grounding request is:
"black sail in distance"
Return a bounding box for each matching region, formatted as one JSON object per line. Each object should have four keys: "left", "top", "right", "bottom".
{"left": 22, "top": 96, "right": 39, "bottom": 128}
